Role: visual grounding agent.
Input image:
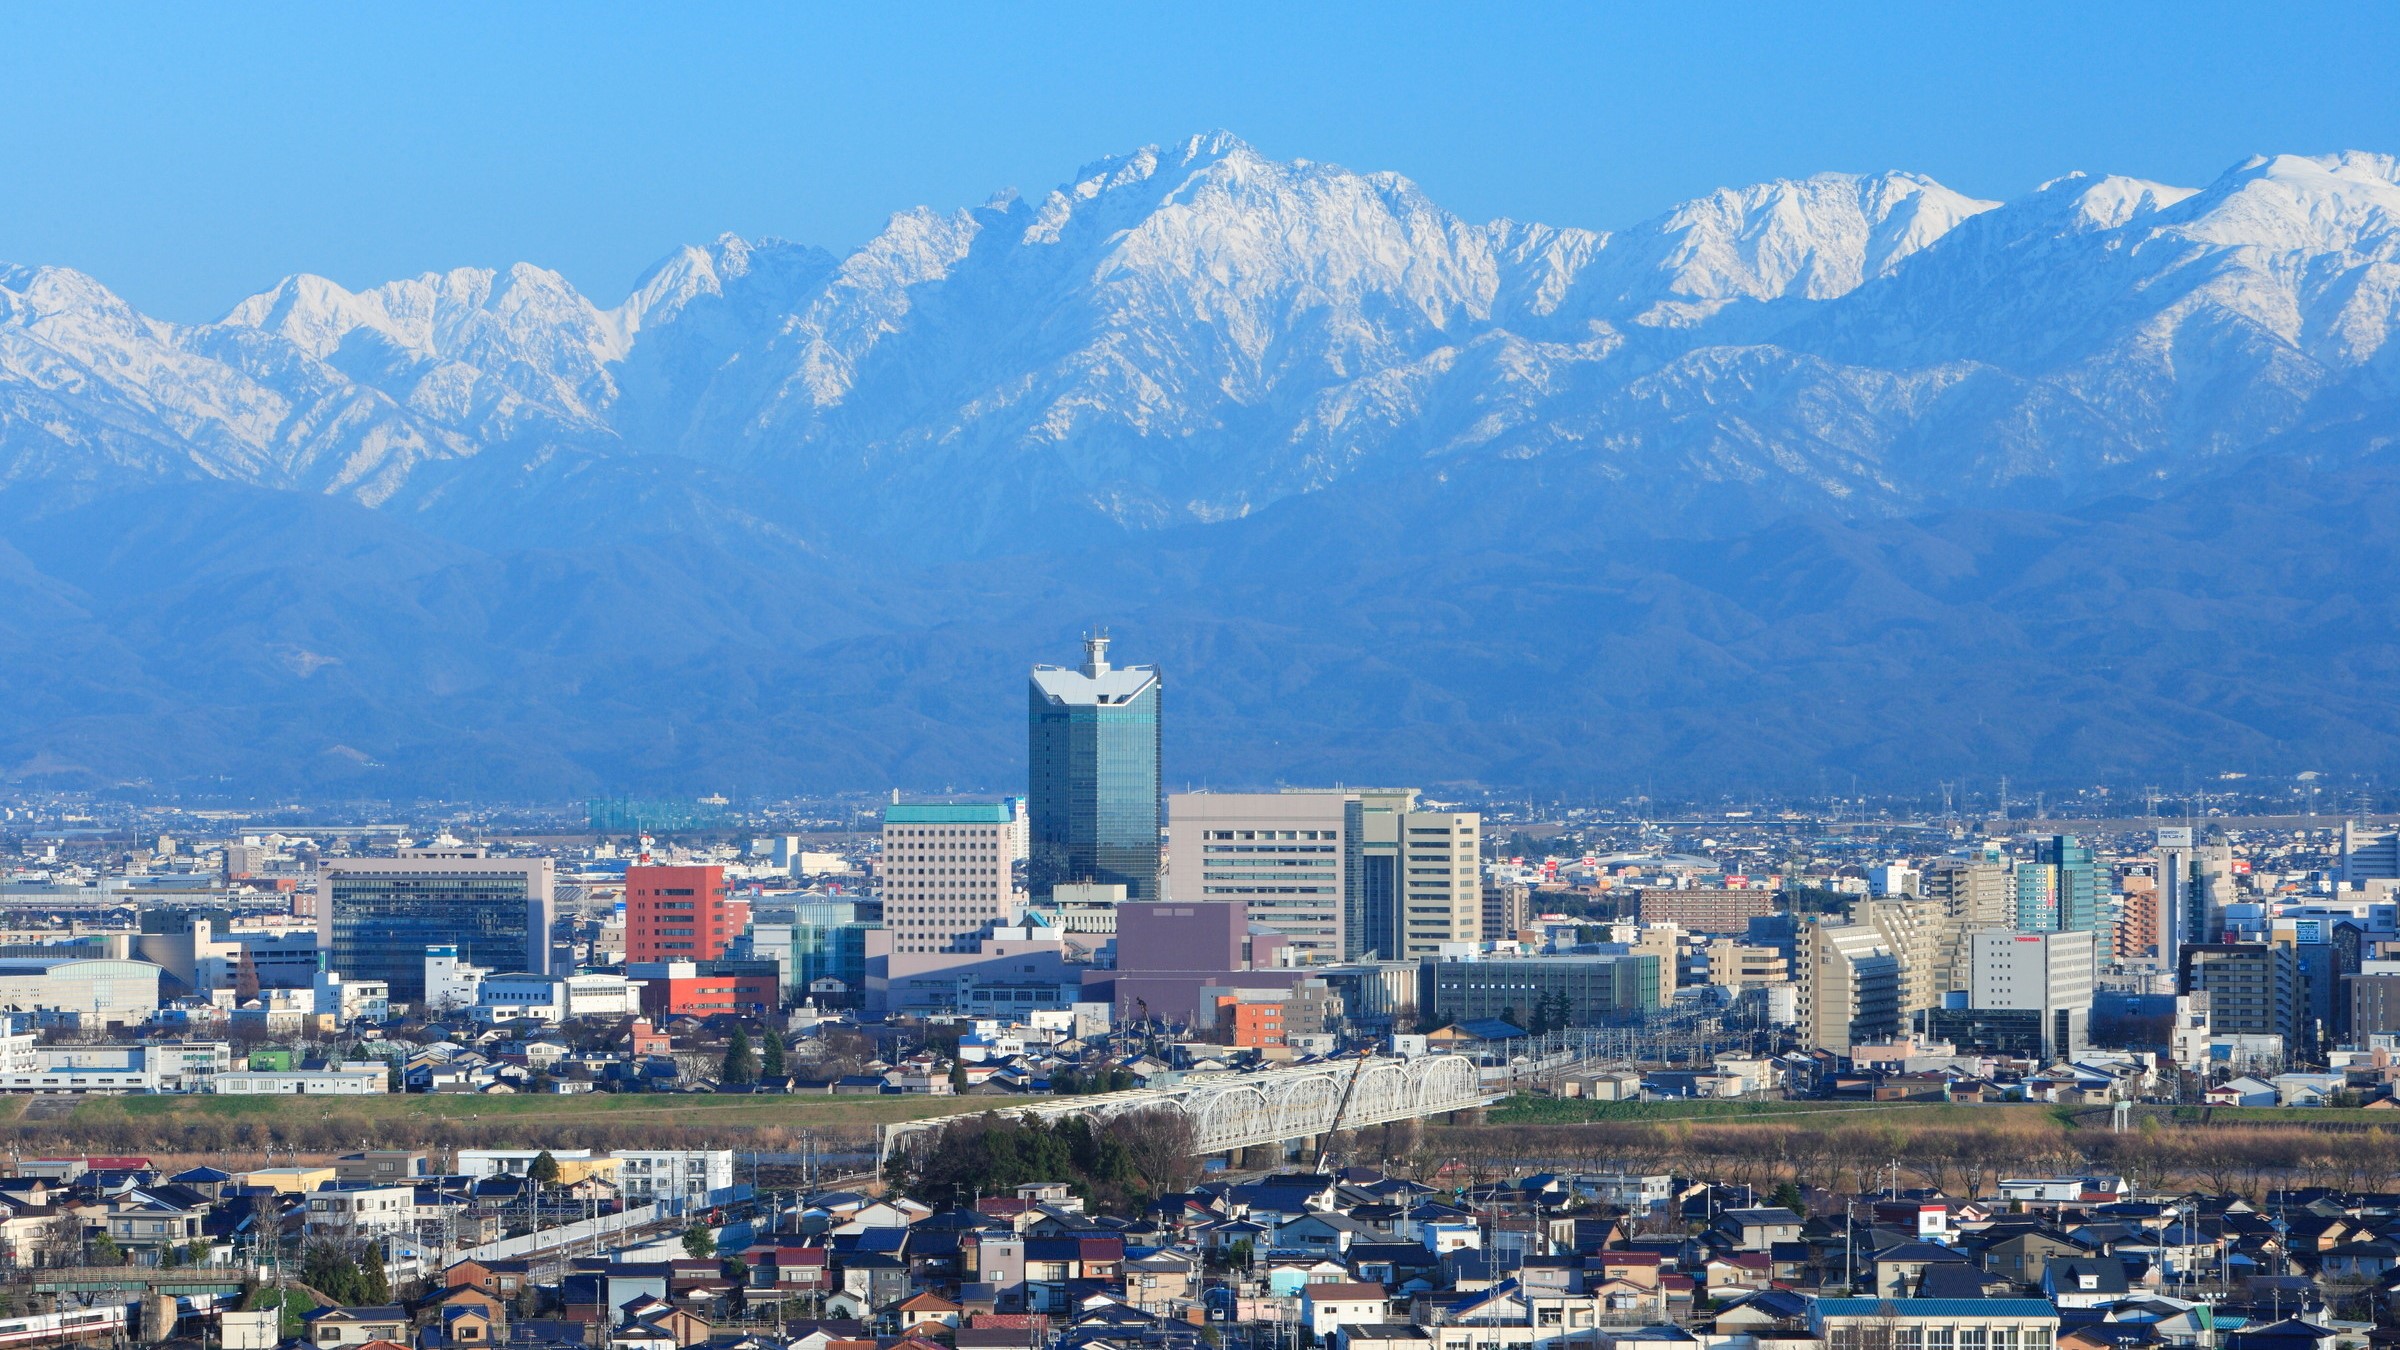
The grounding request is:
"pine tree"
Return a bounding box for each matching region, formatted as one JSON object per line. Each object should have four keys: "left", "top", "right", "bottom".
{"left": 722, "top": 1029, "right": 757, "bottom": 1085}
{"left": 301, "top": 1243, "right": 355, "bottom": 1302}
{"left": 358, "top": 1243, "right": 390, "bottom": 1304}
{"left": 528, "top": 1150, "right": 562, "bottom": 1187}
{"left": 760, "top": 1032, "right": 785, "bottom": 1080}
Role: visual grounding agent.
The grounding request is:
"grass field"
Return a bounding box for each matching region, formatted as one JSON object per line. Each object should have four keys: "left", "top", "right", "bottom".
{"left": 76, "top": 1090, "right": 1029, "bottom": 1128}
{"left": 2168, "top": 1103, "right": 2400, "bottom": 1126}
{"left": 0, "top": 1089, "right": 1046, "bottom": 1158}
{"left": 1484, "top": 1096, "right": 2063, "bottom": 1127}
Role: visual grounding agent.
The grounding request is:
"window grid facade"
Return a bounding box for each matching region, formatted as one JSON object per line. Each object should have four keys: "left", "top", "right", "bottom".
{"left": 882, "top": 804, "right": 1024, "bottom": 956}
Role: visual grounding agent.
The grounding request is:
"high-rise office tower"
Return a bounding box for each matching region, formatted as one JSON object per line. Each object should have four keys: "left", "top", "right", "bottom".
{"left": 1966, "top": 929, "right": 2096, "bottom": 1060}
{"left": 2015, "top": 835, "right": 2111, "bottom": 960}
{"left": 318, "top": 847, "right": 554, "bottom": 1004}
{"left": 625, "top": 864, "right": 747, "bottom": 962}
{"left": 2149, "top": 827, "right": 2196, "bottom": 969}
{"left": 1340, "top": 788, "right": 1411, "bottom": 960}
{"left": 1165, "top": 792, "right": 1349, "bottom": 960}
{"left": 1278, "top": 788, "right": 1480, "bottom": 959}
{"left": 881, "top": 803, "right": 1025, "bottom": 956}
{"left": 1397, "top": 809, "right": 1481, "bottom": 958}
{"left": 1028, "top": 636, "right": 1161, "bottom": 901}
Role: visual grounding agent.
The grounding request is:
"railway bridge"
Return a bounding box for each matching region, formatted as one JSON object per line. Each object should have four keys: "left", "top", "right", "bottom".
{"left": 879, "top": 1053, "right": 1498, "bottom": 1160}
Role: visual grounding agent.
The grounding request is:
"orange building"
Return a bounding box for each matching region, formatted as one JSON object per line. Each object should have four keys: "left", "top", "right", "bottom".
{"left": 2116, "top": 876, "right": 2160, "bottom": 961}
{"left": 624, "top": 865, "right": 748, "bottom": 962}
{"left": 1216, "top": 994, "right": 1286, "bottom": 1048}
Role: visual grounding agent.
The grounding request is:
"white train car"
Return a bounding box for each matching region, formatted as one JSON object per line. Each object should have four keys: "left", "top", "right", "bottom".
{"left": 0, "top": 1292, "right": 234, "bottom": 1346}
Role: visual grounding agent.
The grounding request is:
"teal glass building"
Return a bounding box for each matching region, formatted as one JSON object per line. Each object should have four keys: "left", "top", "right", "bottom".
{"left": 1028, "top": 636, "right": 1161, "bottom": 901}
{"left": 2016, "top": 834, "right": 2112, "bottom": 960}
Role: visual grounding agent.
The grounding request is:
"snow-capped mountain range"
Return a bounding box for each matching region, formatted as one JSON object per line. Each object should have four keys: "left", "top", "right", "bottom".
{"left": 8, "top": 134, "right": 2399, "bottom": 548}
{"left": 5, "top": 134, "right": 2400, "bottom": 798}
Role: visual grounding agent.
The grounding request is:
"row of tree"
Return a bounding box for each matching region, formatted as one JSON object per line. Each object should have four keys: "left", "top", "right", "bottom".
{"left": 719, "top": 1029, "right": 788, "bottom": 1084}
{"left": 1419, "top": 1111, "right": 2400, "bottom": 1202}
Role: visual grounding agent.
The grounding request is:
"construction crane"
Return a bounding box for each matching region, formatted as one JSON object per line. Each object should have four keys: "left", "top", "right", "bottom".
{"left": 1315, "top": 1050, "right": 1375, "bottom": 1175}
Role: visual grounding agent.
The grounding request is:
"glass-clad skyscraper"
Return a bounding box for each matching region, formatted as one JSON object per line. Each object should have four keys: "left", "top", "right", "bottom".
{"left": 1028, "top": 636, "right": 1161, "bottom": 901}
{"left": 2014, "top": 834, "right": 2112, "bottom": 961}
{"left": 317, "top": 849, "right": 555, "bottom": 1004}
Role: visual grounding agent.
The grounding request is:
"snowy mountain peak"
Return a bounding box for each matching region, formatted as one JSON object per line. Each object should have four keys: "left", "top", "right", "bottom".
{"left": 2018, "top": 172, "right": 2198, "bottom": 234}
{"left": 2170, "top": 151, "right": 2400, "bottom": 253}
{"left": 5, "top": 139, "right": 2400, "bottom": 546}
{"left": 0, "top": 263, "right": 161, "bottom": 332}
{"left": 1583, "top": 169, "right": 1996, "bottom": 328}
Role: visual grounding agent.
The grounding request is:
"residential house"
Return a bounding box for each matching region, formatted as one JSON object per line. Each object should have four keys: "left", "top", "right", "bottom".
{"left": 1716, "top": 1208, "right": 1805, "bottom": 1252}
{"left": 2043, "top": 1257, "right": 2133, "bottom": 1308}
{"left": 305, "top": 1306, "right": 412, "bottom": 1349}
{"left": 1304, "top": 1284, "right": 1393, "bottom": 1338}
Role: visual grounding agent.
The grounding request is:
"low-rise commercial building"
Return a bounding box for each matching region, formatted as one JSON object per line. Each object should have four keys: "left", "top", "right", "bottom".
{"left": 474, "top": 971, "right": 643, "bottom": 1023}
{"left": 629, "top": 960, "right": 779, "bottom": 1019}
{"left": 210, "top": 1062, "right": 390, "bottom": 1095}
{"left": 1420, "top": 954, "right": 1662, "bottom": 1028}
{"left": 1811, "top": 1298, "right": 2062, "bottom": 1350}
{"left": 0, "top": 958, "right": 166, "bottom": 1030}
{"left": 0, "top": 1041, "right": 231, "bottom": 1094}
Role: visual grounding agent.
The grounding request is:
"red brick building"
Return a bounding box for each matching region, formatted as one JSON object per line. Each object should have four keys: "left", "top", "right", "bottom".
{"left": 624, "top": 864, "right": 747, "bottom": 962}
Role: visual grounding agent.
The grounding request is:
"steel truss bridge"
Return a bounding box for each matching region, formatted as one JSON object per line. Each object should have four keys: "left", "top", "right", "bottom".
{"left": 879, "top": 1054, "right": 1498, "bottom": 1160}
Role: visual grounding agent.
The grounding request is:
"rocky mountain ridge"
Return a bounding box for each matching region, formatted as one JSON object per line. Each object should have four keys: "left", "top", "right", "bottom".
{"left": 1, "top": 136, "right": 2396, "bottom": 795}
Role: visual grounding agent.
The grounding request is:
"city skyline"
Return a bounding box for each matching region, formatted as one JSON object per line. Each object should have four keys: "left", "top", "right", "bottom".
{"left": 0, "top": 12, "right": 2396, "bottom": 1339}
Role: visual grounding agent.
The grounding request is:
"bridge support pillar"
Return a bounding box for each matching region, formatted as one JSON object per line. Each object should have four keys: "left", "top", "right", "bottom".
{"left": 1238, "top": 1143, "right": 1279, "bottom": 1170}
{"left": 141, "top": 1294, "right": 176, "bottom": 1343}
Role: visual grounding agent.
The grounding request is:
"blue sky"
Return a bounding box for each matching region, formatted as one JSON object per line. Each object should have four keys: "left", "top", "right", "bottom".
{"left": 5, "top": 3, "right": 2396, "bottom": 322}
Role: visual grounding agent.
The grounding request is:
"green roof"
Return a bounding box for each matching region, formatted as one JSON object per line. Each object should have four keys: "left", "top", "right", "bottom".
{"left": 884, "top": 802, "right": 1013, "bottom": 824}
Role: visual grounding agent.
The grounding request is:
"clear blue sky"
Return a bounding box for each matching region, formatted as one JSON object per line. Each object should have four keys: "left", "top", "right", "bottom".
{"left": 5, "top": 3, "right": 2396, "bottom": 322}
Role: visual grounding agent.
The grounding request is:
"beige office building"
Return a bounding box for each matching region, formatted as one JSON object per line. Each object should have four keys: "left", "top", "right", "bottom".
{"left": 1398, "top": 810, "right": 1481, "bottom": 958}
{"left": 1166, "top": 793, "right": 1349, "bottom": 960}
{"left": 880, "top": 802, "right": 1024, "bottom": 956}
{"left": 1273, "top": 788, "right": 1482, "bottom": 960}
